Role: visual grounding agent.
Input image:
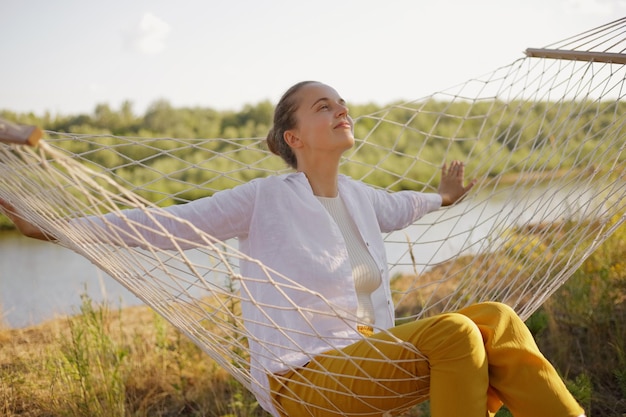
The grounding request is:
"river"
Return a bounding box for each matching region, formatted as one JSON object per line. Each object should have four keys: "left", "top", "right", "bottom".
{"left": 0, "top": 230, "right": 139, "bottom": 328}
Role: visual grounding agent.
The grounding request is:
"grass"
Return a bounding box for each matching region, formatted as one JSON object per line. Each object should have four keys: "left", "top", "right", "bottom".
{"left": 1, "top": 220, "right": 624, "bottom": 416}
{"left": 533, "top": 218, "right": 626, "bottom": 416}
{"left": 0, "top": 295, "right": 256, "bottom": 417}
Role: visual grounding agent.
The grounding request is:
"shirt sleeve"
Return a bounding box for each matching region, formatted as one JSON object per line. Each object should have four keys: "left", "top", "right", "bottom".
{"left": 69, "top": 180, "right": 258, "bottom": 250}
{"left": 365, "top": 186, "right": 442, "bottom": 233}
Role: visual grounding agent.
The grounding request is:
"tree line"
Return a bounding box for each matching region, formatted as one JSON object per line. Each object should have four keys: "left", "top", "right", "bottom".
{"left": 1, "top": 97, "right": 624, "bottom": 204}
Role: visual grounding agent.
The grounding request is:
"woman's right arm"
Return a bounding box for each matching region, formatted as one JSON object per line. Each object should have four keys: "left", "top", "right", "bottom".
{"left": 0, "top": 199, "right": 54, "bottom": 241}
{"left": 0, "top": 199, "right": 208, "bottom": 249}
{"left": 1, "top": 179, "right": 257, "bottom": 247}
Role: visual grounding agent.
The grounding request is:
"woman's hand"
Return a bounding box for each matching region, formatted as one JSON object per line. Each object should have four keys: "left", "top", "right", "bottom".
{"left": 438, "top": 160, "right": 476, "bottom": 206}
{"left": 0, "top": 198, "right": 53, "bottom": 240}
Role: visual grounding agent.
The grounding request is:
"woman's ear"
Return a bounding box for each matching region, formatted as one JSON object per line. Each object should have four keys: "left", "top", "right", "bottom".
{"left": 283, "top": 130, "right": 302, "bottom": 149}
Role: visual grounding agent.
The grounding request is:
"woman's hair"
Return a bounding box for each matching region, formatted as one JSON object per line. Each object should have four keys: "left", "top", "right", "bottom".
{"left": 266, "top": 80, "right": 319, "bottom": 169}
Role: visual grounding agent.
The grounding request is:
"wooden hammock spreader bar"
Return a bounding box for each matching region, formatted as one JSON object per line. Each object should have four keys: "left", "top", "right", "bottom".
{"left": 0, "top": 117, "right": 42, "bottom": 146}
{"left": 525, "top": 48, "right": 626, "bottom": 65}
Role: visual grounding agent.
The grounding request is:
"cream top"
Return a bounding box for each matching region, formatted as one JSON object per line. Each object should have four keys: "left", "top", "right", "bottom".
{"left": 317, "top": 195, "right": 382, "bottom": 325}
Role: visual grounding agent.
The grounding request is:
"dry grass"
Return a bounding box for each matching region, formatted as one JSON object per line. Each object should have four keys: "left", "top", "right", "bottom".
{"left": 0, "top": 298, "right": 259, "bottom": 417}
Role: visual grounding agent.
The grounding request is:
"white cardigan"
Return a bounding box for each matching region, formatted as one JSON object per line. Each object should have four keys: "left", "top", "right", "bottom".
{"left": 73, "top": 172, "right": 442, "bottom": 415}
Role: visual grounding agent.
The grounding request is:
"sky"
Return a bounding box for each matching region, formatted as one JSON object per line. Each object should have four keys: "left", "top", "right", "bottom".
{"left": 1, "top": 0, "right": 626, "bottom": 116}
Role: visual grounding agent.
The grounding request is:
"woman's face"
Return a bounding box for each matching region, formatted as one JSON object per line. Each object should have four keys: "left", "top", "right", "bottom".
{"left": 286, "top": 82, "right": 354, "bottom": 156}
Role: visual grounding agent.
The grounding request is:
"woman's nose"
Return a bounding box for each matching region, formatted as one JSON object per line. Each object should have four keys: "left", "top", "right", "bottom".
{"left": 336, "top": 103, "right": 349, "bottom": 117}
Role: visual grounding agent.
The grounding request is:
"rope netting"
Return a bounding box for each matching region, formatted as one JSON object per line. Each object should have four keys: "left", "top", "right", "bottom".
{"left": 1, "top": 17, "right": 625, "bottom": 416}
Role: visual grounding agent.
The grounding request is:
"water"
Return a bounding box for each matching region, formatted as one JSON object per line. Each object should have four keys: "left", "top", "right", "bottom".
{"left": 0, "top": 181, "right": 602, "bottom": 328}
{"left": 0, "top": 230, "right": 140, "bottom": 327}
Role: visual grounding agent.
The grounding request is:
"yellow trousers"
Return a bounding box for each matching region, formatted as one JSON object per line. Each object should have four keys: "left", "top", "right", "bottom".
{"left": 270, "top": 302, "right": 584, "bottom": 417}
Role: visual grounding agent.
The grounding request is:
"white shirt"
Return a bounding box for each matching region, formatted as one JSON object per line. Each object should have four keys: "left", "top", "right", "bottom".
{"left": 72, "top": 172, "right": 442, "bottom": 415}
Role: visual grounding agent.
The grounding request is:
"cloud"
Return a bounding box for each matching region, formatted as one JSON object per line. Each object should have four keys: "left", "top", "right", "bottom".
{"left": 131, "top": 13, "right": 171, "bottom": 55}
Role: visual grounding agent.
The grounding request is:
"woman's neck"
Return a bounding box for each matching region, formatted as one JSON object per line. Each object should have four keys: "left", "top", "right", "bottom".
{"left": 298, "top": 159, "right": 340, "bottom": 197}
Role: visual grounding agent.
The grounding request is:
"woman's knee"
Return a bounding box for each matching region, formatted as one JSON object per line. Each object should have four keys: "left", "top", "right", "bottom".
{"left": 418, "top": 313, "right": 487, "bottom": 369}
{"left": 478, "top": 301, "right": 516, "bottom": 315}
{"left": 430, "top": 313, "right": 484, "bottom": 349}
{"left": 475, "top": 301, "right": 523, "bottom": 324}
{"left": 460, "top": 301, "right": 532, "bottom": 342}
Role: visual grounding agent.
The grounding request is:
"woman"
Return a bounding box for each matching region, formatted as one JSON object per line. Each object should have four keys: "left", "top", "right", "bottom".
{"left": 1, "top": 81, "right": 585, "bottom": 417}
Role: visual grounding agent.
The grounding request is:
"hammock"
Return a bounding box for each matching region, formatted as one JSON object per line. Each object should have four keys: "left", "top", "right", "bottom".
{"left": 1, "top": 17, "right": 625, "bottom": 416}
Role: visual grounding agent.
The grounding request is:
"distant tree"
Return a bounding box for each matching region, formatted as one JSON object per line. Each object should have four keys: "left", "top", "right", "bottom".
{"left": 53, "top": 114, "right": 94, "bottom": 133}
{"left": 143, "top": 99, "right": 178, "bottom": 135}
